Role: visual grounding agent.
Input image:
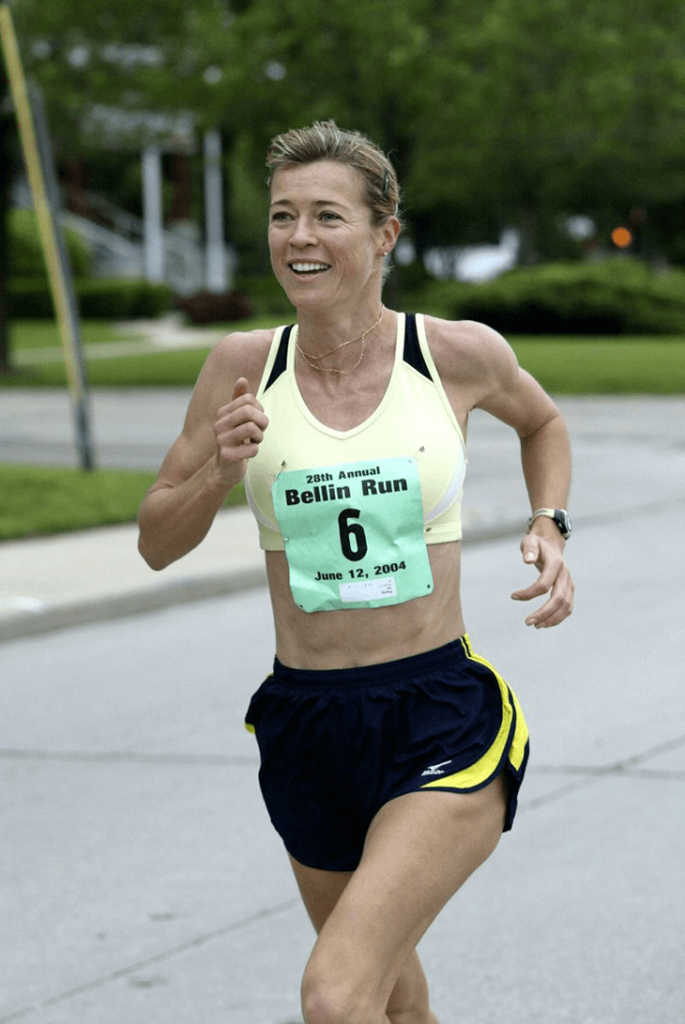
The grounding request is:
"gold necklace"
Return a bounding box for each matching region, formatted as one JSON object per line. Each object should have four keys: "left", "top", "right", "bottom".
{"left": 296, "top": 306, "right": 384, "bottom": 376}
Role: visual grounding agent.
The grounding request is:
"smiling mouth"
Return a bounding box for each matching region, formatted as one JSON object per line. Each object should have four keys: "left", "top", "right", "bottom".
{"left": 289, "top": 262, "right": 332, "bottom": 276}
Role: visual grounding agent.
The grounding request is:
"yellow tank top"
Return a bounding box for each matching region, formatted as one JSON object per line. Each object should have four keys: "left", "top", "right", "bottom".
{"left": 245, "top": 313, "right": 467, "bottom": 551}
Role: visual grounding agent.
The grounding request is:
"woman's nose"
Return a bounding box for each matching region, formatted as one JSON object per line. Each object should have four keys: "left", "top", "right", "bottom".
{"left": 289, "top": 216, "right": 317, "bottom": 246}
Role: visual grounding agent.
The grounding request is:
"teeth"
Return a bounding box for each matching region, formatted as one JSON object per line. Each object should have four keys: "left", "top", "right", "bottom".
{"left": 291, "top": 262, "right": 330, "bottom": 272}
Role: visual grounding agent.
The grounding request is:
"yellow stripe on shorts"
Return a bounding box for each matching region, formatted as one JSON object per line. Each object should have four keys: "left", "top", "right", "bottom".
{"left": 420, "top": 635, "right": 529, "bottom": 791}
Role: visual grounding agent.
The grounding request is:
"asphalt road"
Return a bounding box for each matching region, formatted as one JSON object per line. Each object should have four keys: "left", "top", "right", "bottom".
{"left": 1, "top": 500, "right": 684, "bottom": 1023}
{"left": 1, "top": 391, "right": 684, "bottom": 1022}
{"left": 0, "top": 388, "right": 190, "bottom": 471}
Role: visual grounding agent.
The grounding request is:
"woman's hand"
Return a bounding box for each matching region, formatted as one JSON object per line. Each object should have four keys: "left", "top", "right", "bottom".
{"left": 213, "top": 377, "right": 269, "bottom": 482}
{"left": 511, "top": 533, "right": 575, "bottom": 628}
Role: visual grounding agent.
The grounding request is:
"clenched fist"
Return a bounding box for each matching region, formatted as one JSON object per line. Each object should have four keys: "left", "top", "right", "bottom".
{"left": 213, "top": 377, "right": 269, "bottom": 481}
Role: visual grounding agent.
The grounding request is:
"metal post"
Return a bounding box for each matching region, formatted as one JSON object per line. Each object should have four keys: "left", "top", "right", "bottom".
{"left": 0, "top": 4, "right": 95, "bottom": 470}
{"left": 31, "top": 86, "right": 95, "bottom": 471}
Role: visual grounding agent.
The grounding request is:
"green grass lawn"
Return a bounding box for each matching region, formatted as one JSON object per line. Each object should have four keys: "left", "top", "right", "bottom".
{"left": 1, "top": 316, "right": 273, "bottom": 387}
{"left": 0, "top": 463, "right": 248, "bottom": 542}
{"left": 512, "top": 337, "right": 685, "bottom": 393}
{"left": 4, "top": 346, "right": 211, "bottom": 387}
{"left": 0, "top": 465, "right": 158, "bottom": 540}
{"left": 8, "top": 320, "right": 139, "bottom": 351}
{"left": 2, "top": 321, "right": 684, "bottom": 392}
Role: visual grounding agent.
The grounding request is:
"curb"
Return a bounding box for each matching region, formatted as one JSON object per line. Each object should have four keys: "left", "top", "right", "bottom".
{"left": 0, "top": 521, "right": 524, "bottom": 645}
{"left": 0, "top": 568, "right": 269, "bottom": 645}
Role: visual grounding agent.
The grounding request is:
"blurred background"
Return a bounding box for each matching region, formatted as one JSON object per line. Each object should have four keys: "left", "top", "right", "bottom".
{"left": 1, "top": 0, "right": 685, "bottom": 532}
{"left": 3, "top": 0, "right": 685, "bottom": 343}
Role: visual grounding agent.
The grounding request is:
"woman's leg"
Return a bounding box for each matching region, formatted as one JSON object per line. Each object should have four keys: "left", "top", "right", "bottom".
{"left": 289, "top": 858, "right": 437, "bottom": 1024}
{"left": 293, "top": 776, "right": 507, "bottom": 1024}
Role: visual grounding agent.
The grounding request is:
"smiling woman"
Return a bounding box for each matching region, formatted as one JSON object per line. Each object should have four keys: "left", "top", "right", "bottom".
{"left": 267, "top": 159, "right": 398, "bottom": 331}
{"left": 137, "top": 120, "right": 574, "bottom": 1024}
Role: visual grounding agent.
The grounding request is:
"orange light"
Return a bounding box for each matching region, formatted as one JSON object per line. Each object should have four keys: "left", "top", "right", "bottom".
{"left": 611, "top": 227, "right": 633, "bottom": 248}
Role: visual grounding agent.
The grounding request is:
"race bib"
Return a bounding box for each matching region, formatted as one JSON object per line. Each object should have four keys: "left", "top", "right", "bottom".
{"left": 272, "top": 457, "right": 434, "bottom": 612}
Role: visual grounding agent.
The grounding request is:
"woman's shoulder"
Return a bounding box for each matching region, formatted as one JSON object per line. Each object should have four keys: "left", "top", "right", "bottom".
{"left": 200, "top": 325, "right": 280, "bottom": 394}
{"left": 419, "top": 313, "right": 519, "bottom": 394}
{"left": 420, "top": 313, "right": 511, "bottom": 357}
{"left": 211, "top": 325, "right": 280, "bottom": 365}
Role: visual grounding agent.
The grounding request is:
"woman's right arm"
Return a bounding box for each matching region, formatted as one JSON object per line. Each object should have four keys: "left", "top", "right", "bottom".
{"left": 137, "top": 335, "right": 270, "bottom": 571}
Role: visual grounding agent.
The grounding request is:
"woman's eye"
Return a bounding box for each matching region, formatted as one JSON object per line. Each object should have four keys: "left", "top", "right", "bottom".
{"left": 320, "top": 211, "right": 340, "bottom": 221}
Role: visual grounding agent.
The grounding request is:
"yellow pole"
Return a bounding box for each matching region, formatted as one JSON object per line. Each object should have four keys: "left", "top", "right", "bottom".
{"left": 0, "top": 3, "right": 93, "bottom": 467}
{"left": 0, "top": 6, "right": 80, "bottom": 394}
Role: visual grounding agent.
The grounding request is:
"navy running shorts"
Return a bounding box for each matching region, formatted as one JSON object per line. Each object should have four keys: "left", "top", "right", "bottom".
{"left": 244, "top": 635, "right": 529, "bottom": 871}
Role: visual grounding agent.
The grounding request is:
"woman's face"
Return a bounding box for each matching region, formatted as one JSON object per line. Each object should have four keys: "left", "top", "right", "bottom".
{"left": 268, "top": 160, "right": 395, "bottom": 312}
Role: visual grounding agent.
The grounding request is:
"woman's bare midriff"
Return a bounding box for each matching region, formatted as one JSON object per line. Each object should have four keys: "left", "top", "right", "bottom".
{"left": 266, "top": 541, "right": 466, "bottom": 670}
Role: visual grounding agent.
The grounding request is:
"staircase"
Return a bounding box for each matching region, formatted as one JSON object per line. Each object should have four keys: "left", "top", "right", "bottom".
{"left": 12, "top": 180, "right": 206, "bottom": 295}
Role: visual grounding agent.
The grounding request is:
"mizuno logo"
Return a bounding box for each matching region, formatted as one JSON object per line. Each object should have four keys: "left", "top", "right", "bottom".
{"left": 421, "top": 760, "right": 453, "bottom": 776}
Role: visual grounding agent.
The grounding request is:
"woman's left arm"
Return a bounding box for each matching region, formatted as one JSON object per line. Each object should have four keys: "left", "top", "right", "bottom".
{"left": 454, "top": 323, "right": 575, "bottom": 628}
{"left": 511, "top": 400, "right": 574, "bottom": 627}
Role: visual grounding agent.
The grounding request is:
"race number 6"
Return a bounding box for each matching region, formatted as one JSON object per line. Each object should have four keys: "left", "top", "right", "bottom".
{"left": 338, "top": 508, "right": 368, "bottom": 562}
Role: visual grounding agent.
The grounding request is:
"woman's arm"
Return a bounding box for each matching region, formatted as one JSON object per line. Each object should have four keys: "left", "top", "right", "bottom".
{"left": 429, "top": 318, "right": 575, "bottom": 628}
{"left": 505, "top": 386, "right": 573, "bottom": 628}
{"left": 137, "top": 334, "right": 271, "bottom": 571}
{"left": 476, "top": 358, "right": 574, "bottom": 628}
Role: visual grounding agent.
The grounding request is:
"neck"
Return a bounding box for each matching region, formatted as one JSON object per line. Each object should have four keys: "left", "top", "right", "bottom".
{"left": 296, "top": 301, "right": 385, "bottom": 355}
{"left": 294, "top": 306, "right": 395, "bottom": 382}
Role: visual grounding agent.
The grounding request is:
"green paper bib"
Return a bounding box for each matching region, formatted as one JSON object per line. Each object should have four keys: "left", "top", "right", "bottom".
{"left": 272, "top": 456, "right": 434, "bottom": 612}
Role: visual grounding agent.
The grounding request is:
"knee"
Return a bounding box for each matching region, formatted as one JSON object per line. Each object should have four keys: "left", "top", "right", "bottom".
{"left": 301, "top": 962, "right": 381, "bottom": 1024}
{"left": 301, "top": 985, "right": 373, "bottom": 1024}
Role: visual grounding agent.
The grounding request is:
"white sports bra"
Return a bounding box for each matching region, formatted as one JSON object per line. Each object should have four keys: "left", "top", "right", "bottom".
{"left": 245, "top": 313, "right": 467, "bottom": 551}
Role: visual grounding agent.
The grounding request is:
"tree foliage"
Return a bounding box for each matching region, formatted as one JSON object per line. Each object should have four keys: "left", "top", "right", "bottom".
{"left": 6, "top": 0, "right": 685, "bottom": 261}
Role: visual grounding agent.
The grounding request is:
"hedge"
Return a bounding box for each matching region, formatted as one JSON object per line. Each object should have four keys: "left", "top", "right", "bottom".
{"left": 8, "top": 278, "right": 173, "bottom": 319}
{"left": 233, "top": 273, "right": 295, "bottom": 317}
{"left": 8, "top": 209, "right": 172, "bottom": 318}
{"left": 410, "top": 258, "right": 685, "bottom": 335}
{"left": 9, "top": 209, "right": 90, "bottom": 279}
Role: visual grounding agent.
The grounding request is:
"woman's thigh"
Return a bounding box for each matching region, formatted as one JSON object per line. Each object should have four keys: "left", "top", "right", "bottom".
{"left": 288, "top": 856, "right": 354, "bottom": 932}
{"left": 298, "top": 778, "right": 507, "bottom": 1019}
{"left": 290, "top": 853, "right": 433, "bottom": 1023}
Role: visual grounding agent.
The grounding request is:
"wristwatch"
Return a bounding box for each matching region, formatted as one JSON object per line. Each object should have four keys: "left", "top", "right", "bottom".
{"left": 527, "top": 508, "right": 572, "bottom": 540}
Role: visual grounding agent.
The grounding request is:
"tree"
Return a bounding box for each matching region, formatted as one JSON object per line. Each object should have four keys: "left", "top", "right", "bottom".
{"left": 0, "top": 0, "right": 228, "bottom": 370}
{"left": 191, "top": 0, "right": 685, "bottom": 263}
{"left": 3, "top": 0, "right": 685, "bottom": 365}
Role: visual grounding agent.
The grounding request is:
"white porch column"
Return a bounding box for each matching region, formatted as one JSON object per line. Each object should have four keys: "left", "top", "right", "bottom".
{"left": 142, "top": 145, "right": 164, "bottom": 283}
{"left": 203, "top": 129, "right": 227, "bottom": 293}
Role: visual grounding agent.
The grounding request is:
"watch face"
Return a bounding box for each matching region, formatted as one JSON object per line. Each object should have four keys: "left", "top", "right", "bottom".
{"left": 555, "top": 510, "right": 572, "bottom": 536}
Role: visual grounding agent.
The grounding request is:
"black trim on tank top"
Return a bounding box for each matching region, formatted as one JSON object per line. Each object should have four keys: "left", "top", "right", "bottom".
{"left": 264, "top": 325, "right": 293, "bottom": 391}
{"left": 265, "top": 315, "right": 431, "bottom": 391}
{"left": 403, "top": 314, "right": 431, "bottom": 379}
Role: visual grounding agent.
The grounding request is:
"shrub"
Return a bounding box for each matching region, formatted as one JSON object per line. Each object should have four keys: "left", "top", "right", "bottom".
{"left": 9, "top": 209, "right": 91, "bottom": 279}
{"left": 8, "top": 278, "right": 173, "bottom": 319}
{"left": 411, "top": 258, "right": 685, "bottom": 335}
{"left": 176, "top": 291, "right": 254, "bottom": 324}
{"left": 233, "top": 274, "right": 294, "bottom": 317}
{"left": 400, "top": 279, "right": 472, "bottom": 319}
{"left": 7, "top": 279, "right": 54, "bottom": 318}
{"left": 76, "top": 279, "right": 173, "bottom": 319}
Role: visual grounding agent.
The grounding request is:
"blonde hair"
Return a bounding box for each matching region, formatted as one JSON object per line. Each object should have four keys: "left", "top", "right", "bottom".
{"left": 266, "top": 120, "right": 401, "bottom": 228}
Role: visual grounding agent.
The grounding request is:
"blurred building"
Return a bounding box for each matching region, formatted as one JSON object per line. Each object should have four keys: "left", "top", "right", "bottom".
{"left": 12, "top": 101, "right": 231, "bottom": 296}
